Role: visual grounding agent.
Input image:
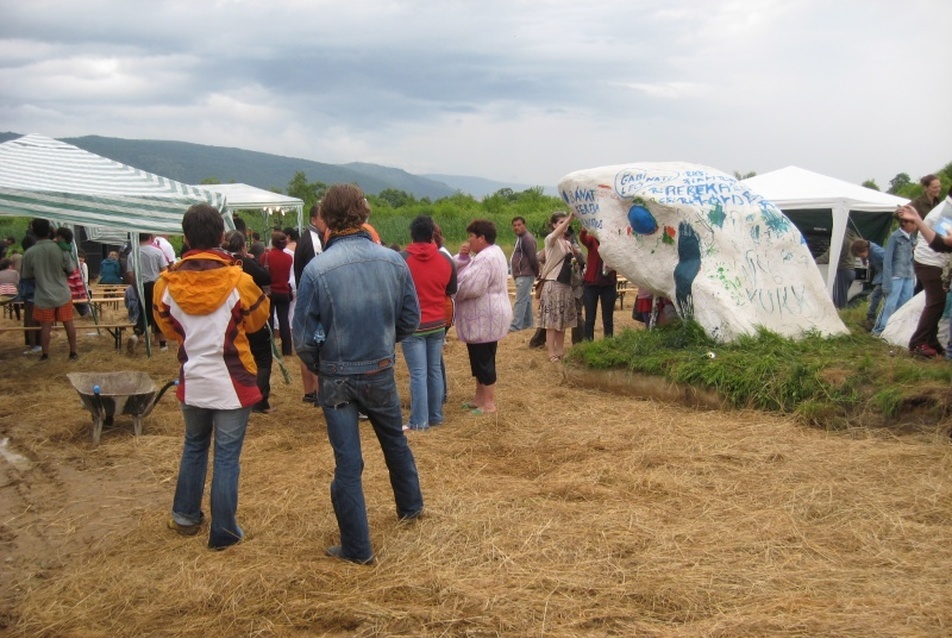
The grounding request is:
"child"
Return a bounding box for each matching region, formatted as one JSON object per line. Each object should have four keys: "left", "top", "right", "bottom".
{"left": 850, "top": 238, "right": 885, "bottom": 330}
{"left": 870, "top": 211, "right": 918, "bottom": 335}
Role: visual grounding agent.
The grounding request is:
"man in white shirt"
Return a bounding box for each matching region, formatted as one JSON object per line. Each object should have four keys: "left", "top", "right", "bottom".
{"left": 293, "top": 204, "right": 327, "bottom": 404}
{"left": 126, "top": 234, "right": 170, "bottom": 352}
{"left": 153, "top": 235, "right": 177, "bottom": 266}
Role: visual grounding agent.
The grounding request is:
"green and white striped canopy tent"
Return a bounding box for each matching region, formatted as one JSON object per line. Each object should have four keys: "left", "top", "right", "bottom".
{"left": 0, "top": 134, "right": 229, "bottom": 234}
{"left": 0, "top": 134, "right": 233, "bottom": 356}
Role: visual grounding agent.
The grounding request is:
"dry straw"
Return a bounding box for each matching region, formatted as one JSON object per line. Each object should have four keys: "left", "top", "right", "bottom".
{"left": 1, "top": 309, "right": 952, "bottom": 637}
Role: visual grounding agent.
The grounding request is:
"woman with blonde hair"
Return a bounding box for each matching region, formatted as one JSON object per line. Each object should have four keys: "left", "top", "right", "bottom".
{"left": 98, "top": 250, "right": 124, "bottom": 284}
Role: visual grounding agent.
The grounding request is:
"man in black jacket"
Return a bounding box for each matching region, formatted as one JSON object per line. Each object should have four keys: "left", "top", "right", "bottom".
{"left": 225, "top": 230, "right": 275, "bottom": 413}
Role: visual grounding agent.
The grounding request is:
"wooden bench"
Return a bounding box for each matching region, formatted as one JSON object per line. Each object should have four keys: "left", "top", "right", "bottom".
{"left": 0, "top": 322, "right": 136, "bottom": 351}
{"left": 616, "top": 278, "right": 630, "bottom": 310}
{"left": 90, "top": 284, "right": 129, "bottom": 295}
{"left": 2, "top": 299, "right": 23, "bottom": 320}
{"left": 87, "top": 296, "right": 125, "bottom": 314}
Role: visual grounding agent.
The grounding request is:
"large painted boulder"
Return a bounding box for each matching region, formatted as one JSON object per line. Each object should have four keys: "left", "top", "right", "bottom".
{"left": 879, "top": 291, "right": 950, "bottom": 349}
{"left": 558, "top": 162, "right": 848, "bottom": 342}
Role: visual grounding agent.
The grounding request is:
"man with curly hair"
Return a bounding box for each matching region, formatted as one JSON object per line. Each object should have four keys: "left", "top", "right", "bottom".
{"left": 294, "top": 184, "right": 423, "bottom": 564}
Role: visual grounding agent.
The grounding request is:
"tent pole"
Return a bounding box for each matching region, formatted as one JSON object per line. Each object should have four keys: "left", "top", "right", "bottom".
{"left": 826, "top": 201, "right": 848, "bottom": 299}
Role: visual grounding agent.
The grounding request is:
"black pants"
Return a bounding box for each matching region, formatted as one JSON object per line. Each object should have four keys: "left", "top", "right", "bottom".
{"left": 249, "top": 330, "right": 273, "bottom": 410}
{"left": 582, "top": 284, "right": 617, "bottom": 340}
{"left": 269, "top": 292, "right": 292, "bottom": 356}
{"left": 136, "top": 280, "right": 165, "bottom": 344}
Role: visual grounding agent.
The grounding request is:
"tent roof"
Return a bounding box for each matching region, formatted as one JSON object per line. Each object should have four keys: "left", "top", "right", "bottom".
{"left": 743, "top": 166, "right": 908, "bottom": 212}
{"left": 0, "top": 134, "right": 226, "bottom": 234}
{"left": 201, "top": 183, "right": 303, "bottom": 213}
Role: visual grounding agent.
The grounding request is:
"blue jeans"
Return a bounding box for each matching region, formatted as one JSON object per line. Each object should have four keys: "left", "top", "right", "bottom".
{"left": 172, "top": 405, "right": 250, "bottom": 549}
{"left": 866, "top": 284, "right": 884, "bottom": 322}
{"left": 510, "top": 275, "right": 535, "bottom": 331}
{"left": 873, "top": 277, "right": 914, "bottom": 334}
{"left": 401, "top": 331, "right": 446, "bottom": 429}
{"left": 319, "top": 367, "right": 423, "bottom": 561}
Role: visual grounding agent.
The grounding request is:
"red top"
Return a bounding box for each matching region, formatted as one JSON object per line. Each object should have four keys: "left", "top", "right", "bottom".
{"left": 402, "top": 242, "right": 457, "bottom": 333}
{"left": 579, "top": 229, "right": 617, "bottom": 286}
{"left": 264, "top": 248, "right": 293, "bottom": 295}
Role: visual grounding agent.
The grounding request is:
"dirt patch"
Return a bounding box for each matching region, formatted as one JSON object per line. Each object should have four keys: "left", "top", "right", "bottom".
{"left": 563, "top": 364, "right": 728, "bottom": 410}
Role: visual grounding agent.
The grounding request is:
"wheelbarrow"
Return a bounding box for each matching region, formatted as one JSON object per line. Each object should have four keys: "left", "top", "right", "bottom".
{"left": 67, "top": 371, "right": 177, "bottom": 445}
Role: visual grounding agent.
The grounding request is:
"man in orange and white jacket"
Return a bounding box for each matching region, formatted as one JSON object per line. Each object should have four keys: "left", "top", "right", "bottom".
{"left": 153, "top": 203, "right": 270, "bottom": 550}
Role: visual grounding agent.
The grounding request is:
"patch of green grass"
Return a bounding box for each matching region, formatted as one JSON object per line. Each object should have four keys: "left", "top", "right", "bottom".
{"left": 871, "top": 387, "right": 905, "bottom": 419}
{"left": 568, "top": 317, "right": 952, "bottom": 427}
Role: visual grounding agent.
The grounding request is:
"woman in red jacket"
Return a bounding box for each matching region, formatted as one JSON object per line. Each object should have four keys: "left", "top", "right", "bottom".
{"left": 264, "top": 231, "right": 294, "bottom": 356}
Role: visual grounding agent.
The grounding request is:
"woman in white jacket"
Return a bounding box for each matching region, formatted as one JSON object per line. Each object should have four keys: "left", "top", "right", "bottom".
{"left": 454, "top": 219, "right": 512, "bottom": 415}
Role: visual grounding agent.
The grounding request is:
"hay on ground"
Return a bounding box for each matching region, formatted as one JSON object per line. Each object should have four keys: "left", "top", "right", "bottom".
{"left": 1, "top": 309, "right": 951, "bottom": 637}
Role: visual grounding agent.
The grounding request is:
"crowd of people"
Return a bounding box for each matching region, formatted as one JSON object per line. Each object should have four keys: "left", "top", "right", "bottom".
{"left": 152, "top": 186, "right": 622, "bottom": 561}
{"left": 6, "top": 173, "right": 948, "bottom": 560}
{"left": 842, "top": 174, "right": 952, "bottom": 359}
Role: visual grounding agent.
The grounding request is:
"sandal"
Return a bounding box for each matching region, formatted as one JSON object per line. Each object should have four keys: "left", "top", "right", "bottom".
{"left": 470, "top": 408, "right": 497, "bottom": 416}
{"left": 549, "top": 355, "right": 562, "bottom": 363}
{"left": 461, "top": 401, "right": 479, "bottom": 410}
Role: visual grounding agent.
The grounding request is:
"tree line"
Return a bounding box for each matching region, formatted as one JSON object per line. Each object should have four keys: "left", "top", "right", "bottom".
{"left": 4, "top": 161, "right": 949, "bottom": 256}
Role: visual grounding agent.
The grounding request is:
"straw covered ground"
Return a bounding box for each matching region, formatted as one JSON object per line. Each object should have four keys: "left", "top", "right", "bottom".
{"left": 1, "top": 308, "right": 952, "bottom": 637}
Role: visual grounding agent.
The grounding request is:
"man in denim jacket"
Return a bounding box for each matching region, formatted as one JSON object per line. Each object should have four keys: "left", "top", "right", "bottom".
{"left": 293, "top": 184, "right": 422, "bottom": 564}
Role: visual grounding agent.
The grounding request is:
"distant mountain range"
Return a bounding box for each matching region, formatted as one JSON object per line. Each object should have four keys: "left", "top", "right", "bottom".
{"left": 0, "top": 132, "right": 552, "bottom": 200}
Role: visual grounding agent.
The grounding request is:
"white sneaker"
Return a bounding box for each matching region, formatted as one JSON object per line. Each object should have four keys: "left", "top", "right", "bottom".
{"left": 159, "top": 344, "right": 168, "bottom": 352}
{"left": 23, "top": 345, "right": 42, "bottom": 355}
{"left": 126, "top": 334, "right": 139, "bottom": 354}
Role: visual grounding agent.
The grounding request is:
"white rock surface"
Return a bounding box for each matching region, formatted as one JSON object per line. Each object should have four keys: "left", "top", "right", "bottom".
{"left": 879, "top": 292, "right": 950, "bottom": 351}
{"left": 558, "top": 162, "right": 848, "bottom": 342}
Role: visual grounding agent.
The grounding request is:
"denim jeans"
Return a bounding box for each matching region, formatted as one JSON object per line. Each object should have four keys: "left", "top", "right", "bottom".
{"left": 172, "top": 404, "right": 250, "bottom": 549}
{"left": 401, "top": 331, "right": 445, "bottom": 428}
{"left": 318, "top": 367, "right": 423, "bottom": 561}
{"left": 510, "top": 275, "right": 535, "bottom": 331}
{"left": 441, "top": 353, "right": 447, "bottom": 405}
{"left": 582, "top": 283, "right": 617, "bottom": 340}
{"left": 872, "top": 277, "right": 914, "bottom": 335}
{"left": 866, "top": 284, "right": 884, "bottom": 322}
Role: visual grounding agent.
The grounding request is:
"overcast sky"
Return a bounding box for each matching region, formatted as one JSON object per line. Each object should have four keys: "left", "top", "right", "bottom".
{"left": 1, "top": 0, "right": 949, "bottom": 190}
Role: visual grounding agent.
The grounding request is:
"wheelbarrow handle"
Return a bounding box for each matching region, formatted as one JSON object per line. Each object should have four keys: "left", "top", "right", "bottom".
{"left": 140, "top": 379, "right": 179, "bottom": 418}
{"left": 90, "top": 385, "right": 108, "bottom": 421}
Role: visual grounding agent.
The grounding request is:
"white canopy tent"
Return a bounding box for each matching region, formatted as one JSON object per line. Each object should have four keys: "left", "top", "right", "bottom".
{"left": 198, "top": 182, "right": 304, "bottom": 234}
{"left": 743, "top": 166, "right": 908, "bottom": 295}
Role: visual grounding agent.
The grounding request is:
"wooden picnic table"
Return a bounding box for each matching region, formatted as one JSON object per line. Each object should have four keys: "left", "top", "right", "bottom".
{"left": 0, "top": 321, "right": 135, "bottom": 350}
